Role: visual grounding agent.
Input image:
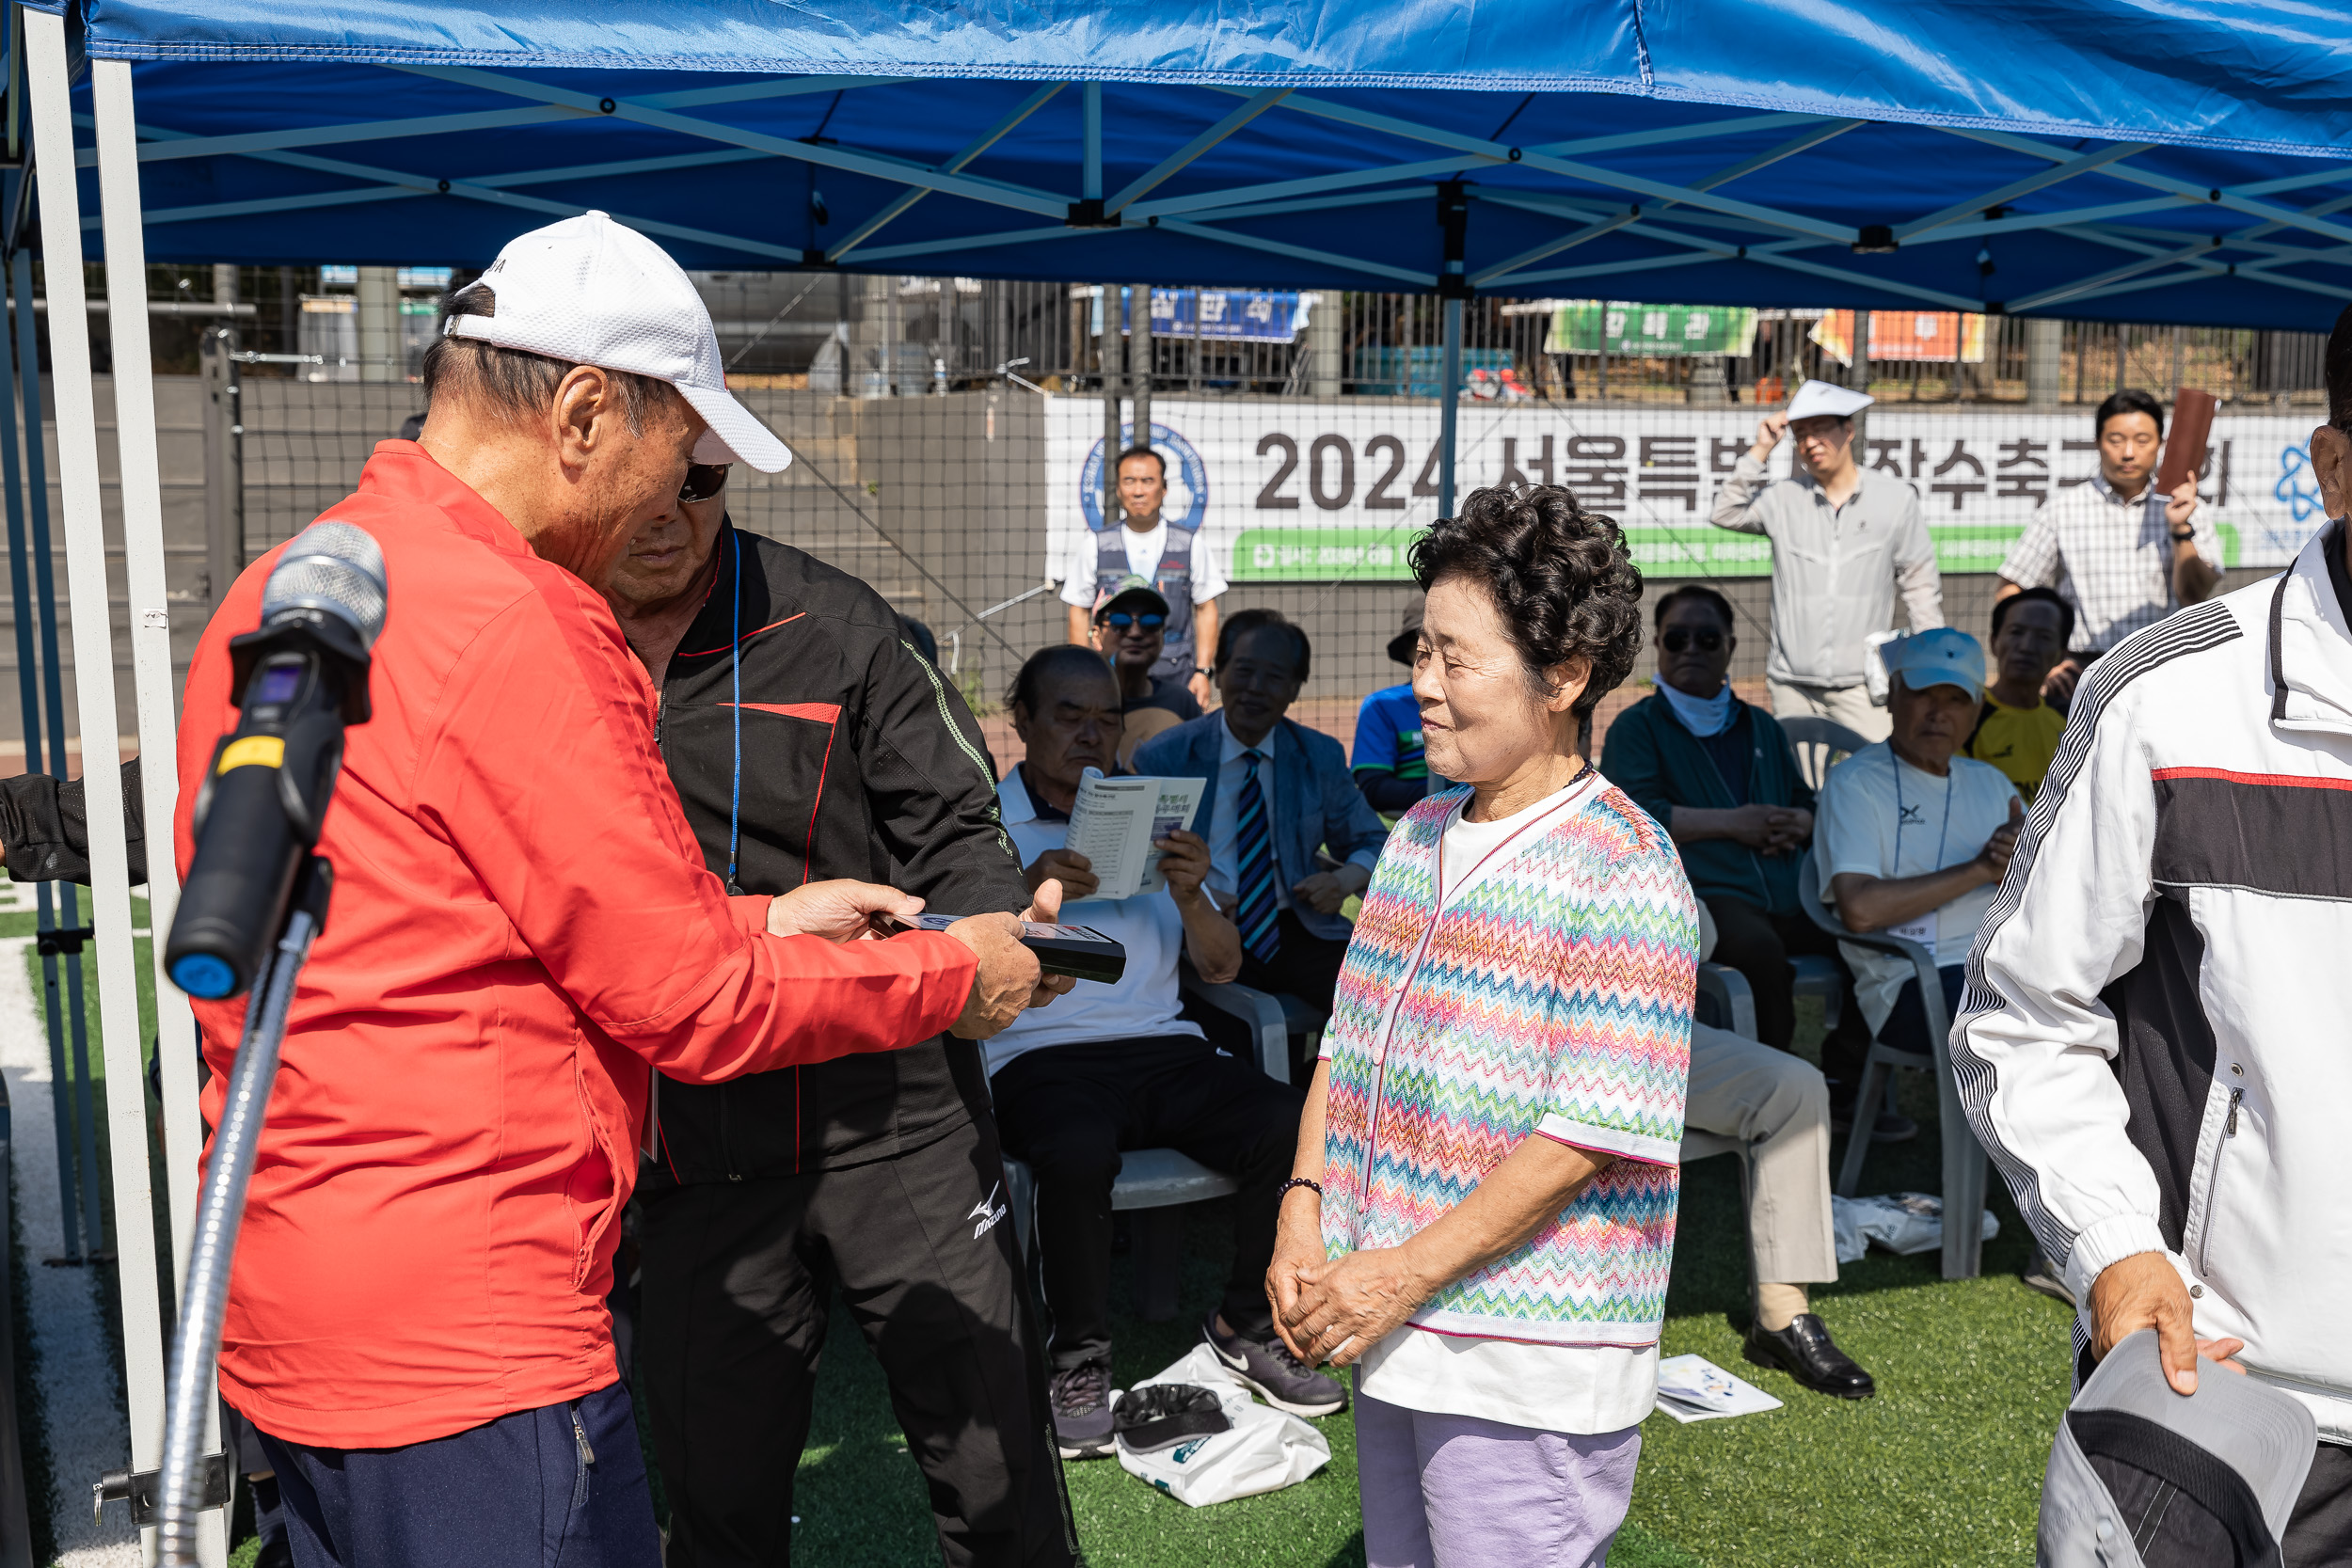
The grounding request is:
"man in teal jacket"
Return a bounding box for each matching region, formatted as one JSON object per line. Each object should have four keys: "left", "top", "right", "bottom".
{"left": 1601, "top": 586, "right": 1875, "bottom": 1122}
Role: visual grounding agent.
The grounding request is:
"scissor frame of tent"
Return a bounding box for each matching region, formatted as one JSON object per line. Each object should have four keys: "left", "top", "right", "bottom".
{"left": 56, "top": 70, "right": 2352, "bottom": 316}
{"left": 6, "top": 3, "right": 2351, "bottom": 1559}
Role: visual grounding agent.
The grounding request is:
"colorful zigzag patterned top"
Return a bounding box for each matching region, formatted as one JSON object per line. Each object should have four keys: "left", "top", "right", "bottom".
{"left": 1320, "top": 780, "right": 1697, "bottom": 1345}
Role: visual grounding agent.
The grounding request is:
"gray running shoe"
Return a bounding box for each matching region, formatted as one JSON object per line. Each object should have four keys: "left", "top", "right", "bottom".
{"left": 2022, "top": 1249, "right": 2078, "bottom": 1307}
{"left": 1048, "top": 1362, "right": 1116, "bottom": 1460}
{"left": 1201, "top": 1312, "right": 1348, "bottom": 1417}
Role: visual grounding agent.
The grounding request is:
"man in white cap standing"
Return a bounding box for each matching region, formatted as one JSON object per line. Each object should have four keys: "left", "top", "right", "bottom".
{"left": 1709, "top": 378, "right": 1944, "bottom": 742}
{"left": 172, "top": 211, "right": 1064, "bottom": 1568}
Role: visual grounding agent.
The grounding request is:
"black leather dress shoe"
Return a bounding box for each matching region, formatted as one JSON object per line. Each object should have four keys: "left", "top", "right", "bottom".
{"left": 1743, "top": 1313, "right": 1877, "bottom": 1399}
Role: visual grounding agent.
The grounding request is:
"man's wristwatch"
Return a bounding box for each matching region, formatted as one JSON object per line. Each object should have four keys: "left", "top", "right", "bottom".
{"left": 2170, "top": 528, "right": 2196, "bottom": 543}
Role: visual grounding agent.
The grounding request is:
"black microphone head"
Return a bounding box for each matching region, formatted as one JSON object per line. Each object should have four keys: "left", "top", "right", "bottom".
{"left": 263, "top": 522, "right": 387, "bottom": 648}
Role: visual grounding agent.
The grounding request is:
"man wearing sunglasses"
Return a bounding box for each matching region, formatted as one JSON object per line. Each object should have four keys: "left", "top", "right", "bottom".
{"left": 1092, "top": 578, "right": 1201, "bottom": 768}
{"left": 1601, "top": 585, "right": 1869, "bottom": 1078}
{"left": 1600, "top": 584, "right": 1882, "bottom": 1398}
{"left": 1710, "top": 379, "right": 1944, "bottom": 743}
{"left": 602, "top": 461, "right": 1079, "bottom": 1568}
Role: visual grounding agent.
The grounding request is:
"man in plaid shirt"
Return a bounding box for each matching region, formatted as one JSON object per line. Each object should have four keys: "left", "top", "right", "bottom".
{"left": 1995, "top": 388, "right": 2222, "bottom": 705}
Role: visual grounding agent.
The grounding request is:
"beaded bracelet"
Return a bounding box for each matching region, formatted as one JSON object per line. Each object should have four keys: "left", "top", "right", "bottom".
{"left": 1278, "top": 1177, "right": 1324, "bottom": 1201}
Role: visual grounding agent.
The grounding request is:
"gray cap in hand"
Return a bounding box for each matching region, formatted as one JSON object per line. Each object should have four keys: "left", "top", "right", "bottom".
{"left": 2038, "top": 1329, "right": 2315, "bottom": 1567}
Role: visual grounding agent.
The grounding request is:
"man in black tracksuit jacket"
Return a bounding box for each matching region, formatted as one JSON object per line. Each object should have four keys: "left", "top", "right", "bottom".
{"left": 608, "top": 465, "right": 1075, "bottom": 1568}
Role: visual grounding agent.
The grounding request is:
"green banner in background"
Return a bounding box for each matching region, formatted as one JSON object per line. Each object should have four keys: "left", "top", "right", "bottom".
{"left": 1546, "top": 301, "right": 1760, "bottom": 358}
{"left": 1229, "top": 521, "right": 2245, "bottom": 582}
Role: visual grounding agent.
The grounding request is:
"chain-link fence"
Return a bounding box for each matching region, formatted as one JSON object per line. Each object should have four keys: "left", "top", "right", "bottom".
{"left": 4, "top": 264, "right": 2341, "bottom": 766}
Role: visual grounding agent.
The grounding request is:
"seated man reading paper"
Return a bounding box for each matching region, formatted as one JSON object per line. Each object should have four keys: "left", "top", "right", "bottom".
{"left": 985, "top": 646, "right": 1339, "bottom": 1463}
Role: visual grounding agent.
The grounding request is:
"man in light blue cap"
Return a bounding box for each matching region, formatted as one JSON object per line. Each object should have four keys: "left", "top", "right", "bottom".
{"left": 1810, "top": 628, "right": 2024, "bottom": 1129}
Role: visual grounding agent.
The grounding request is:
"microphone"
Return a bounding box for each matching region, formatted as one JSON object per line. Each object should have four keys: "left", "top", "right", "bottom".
{"left": 165, "top": 523, "right": 387, "bottom": 999}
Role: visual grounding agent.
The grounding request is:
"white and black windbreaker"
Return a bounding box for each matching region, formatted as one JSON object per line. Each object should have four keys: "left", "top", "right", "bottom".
{"left": 1955, "top": 519, "right": 2352, "bottom": 1444}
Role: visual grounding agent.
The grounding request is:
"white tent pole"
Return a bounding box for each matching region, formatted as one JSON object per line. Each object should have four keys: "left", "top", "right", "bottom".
{"left": 24, "top": 12, "right": 169, "bottom": 1558}
{"left": 1438, "top": 296, "right": 1462, "bottom": 519}
{"left": 93, "top": 56, "right": 228, "bottom": 1568}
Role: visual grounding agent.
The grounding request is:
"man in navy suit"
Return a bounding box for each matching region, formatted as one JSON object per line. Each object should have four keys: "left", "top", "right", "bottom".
{"left": 1134, "top": 610, "right": 1388, "bottom": 1077}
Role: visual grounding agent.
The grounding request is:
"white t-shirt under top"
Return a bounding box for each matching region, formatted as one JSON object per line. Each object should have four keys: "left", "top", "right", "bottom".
{"left": 1811, "top": 741, "right": 2022, "bottom": 1034}
{"left": 1056, "top": 519, "right": 1232, "bottom": 610}
{"left": 1352, "top": 773, "right": 1660, "bottom": 1436}
{"left": 980, "top": 766, "right": 1203, "bottom": 1078}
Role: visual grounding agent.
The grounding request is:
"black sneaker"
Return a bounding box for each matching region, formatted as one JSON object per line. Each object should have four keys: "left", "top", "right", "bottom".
{"left": 1743, "top": 1313, "right": 1877, "bottom": 1400}
{"left": 1048, "top": 1362, "right": 1116, "bottom": 1460}
{"left": 2021, "top": 1249, "right": 2077, "bottom": 1307}
{"left": 1201, "top": 1312, "right": 1348, "bottom": 1417}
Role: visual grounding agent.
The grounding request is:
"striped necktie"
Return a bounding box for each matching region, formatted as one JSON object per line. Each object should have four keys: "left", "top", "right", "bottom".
{"left": 1233, "top": 749, "right": 1280, "bottom": 964}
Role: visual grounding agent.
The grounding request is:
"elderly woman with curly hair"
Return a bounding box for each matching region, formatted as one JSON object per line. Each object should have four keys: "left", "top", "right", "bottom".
{"left": 1269, "top": 485, "right": 1698, "bottom": 1567}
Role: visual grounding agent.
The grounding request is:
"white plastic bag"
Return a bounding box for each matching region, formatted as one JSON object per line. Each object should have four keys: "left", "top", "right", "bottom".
{"left": 1862, "top": 628, "right": 1907, "bottom": 706}
{"left": 1832, "top": 1191, "right": 1998, "bottom": 1263}
{"left": 1114, "top": 1344, "right": 1330, "bottom": 1507}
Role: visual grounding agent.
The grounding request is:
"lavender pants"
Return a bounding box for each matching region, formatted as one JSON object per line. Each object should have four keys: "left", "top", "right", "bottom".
{"left": 1354, "top": 1393, "right": 1643, "bottom": 1568}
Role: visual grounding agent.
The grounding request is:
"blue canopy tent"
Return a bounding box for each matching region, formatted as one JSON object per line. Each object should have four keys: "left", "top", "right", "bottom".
{"left": 24, "top": 0, "right": 2352, "bottom": 323}
{"left": 6, "top": 3, "right": 2348, "bottom": 1558}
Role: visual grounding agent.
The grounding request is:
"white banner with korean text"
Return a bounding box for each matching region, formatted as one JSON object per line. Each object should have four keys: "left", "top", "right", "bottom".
{"left": 1045, "top": 398, "right": 2331, "bottom": 585}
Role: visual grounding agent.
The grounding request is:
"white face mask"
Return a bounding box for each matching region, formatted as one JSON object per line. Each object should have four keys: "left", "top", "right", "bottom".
{"left": 1656, "top": 677, "right": 1737, "bottom": 737}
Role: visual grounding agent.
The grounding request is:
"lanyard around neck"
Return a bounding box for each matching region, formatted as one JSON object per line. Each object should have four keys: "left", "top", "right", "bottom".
{"left": 1892, "top": 752, "right": 1954, "bottom": 873}
{"left": 725, "top": 531, "right": 743, "bottom": 895}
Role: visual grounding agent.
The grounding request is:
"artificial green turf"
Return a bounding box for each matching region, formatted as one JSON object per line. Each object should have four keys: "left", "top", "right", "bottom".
{"left": 782, "top": 1001, "right": 2071, "bottom": 1567}
{"left": 48, "top": 909, "right": 2071, "bottom": 1567}
{"left": 1624, "top": 1062, "right": 2072, "bottom": 1566}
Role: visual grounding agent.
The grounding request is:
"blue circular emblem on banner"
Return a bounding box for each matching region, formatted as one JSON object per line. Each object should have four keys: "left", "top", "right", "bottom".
{"left": 1080, "top": 422, "right": 1209, "bottom": 532}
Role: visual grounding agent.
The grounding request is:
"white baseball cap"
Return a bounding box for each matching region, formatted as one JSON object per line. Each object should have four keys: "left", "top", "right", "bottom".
{"left": 1786, "top": 378, "right": 1873, "bottom": 422}
{"left": 444, "top": 211, "right": 792, "bottom": 472}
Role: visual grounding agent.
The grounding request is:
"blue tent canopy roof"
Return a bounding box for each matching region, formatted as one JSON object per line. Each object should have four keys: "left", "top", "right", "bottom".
{"left": 49, "top": 0, "right": 2352, "bottom": 157}
{"left": 26, "top": 0, "right": 2352, "bottom": 327}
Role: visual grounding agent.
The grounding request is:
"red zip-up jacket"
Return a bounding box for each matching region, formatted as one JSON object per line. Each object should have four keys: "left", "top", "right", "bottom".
{"left": 175, "top": 444, "right": 976, "bottom": 1449}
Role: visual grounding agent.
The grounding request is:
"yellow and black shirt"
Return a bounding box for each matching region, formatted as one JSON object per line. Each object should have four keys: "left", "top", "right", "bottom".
{"left": 1965, "top": 697, "right": 2067, "bottom": 803}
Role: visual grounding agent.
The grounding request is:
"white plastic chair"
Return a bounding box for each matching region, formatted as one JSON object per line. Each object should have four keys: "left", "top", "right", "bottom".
{"left": 1778, "top": 715, "right": 1870, "bottom": 793}
{"left": 999, "top": 974, "right": 1295, "bottom": 1322}
{"left": 1798, "top": 855, "right": 1990, "bottom": 1278}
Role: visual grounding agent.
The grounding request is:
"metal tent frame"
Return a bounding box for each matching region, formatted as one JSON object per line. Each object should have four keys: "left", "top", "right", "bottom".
{"left": 8, "top": 4, "right": 2351, "bottom": 1561}
{"left": 61, "top": 71, "right": 2352, "bottom": 319}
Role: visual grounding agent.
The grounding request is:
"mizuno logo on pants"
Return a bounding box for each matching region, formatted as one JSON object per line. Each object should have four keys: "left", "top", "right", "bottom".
{"left": 969, "top": 1181, "right": 1009, "bottom": 1240}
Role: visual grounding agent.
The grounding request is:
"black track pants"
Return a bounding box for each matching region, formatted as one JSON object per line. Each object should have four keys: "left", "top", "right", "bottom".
{"left": 637, "top": 1118, "right": 1076, "bottom": 1568}
{"left": 989, "top": 1034, "right": 1306, "bottom": 1372}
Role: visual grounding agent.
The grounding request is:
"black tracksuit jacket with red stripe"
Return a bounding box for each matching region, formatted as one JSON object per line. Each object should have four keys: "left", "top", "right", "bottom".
{"left": 641, "top": 522, "right": 1030, "bottom": 1185}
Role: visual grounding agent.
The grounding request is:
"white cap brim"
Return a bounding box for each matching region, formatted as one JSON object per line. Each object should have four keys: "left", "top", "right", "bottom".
{"left": 1787, "top": 379, "right": 1873, "bottom": 421}
{"left": 680, "top": 384, "right": 793, "bottom": 472}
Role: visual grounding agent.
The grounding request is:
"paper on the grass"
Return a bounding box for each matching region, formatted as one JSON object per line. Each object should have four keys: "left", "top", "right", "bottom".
{"left": 1653, "top": 1354, "right": 1784, "bottom": 1423}
{"left": 1065, "top": 768, "right": 1204, "bottom": 901}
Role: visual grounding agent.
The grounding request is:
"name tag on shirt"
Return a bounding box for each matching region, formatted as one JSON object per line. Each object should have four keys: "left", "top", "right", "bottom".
{"left": 1888, "top": 912, "right": 1936, "bottom": 947}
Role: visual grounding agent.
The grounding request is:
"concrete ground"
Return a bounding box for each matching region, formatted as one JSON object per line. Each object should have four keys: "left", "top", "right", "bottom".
{"left": 3, "top": 874, "right": 139, "bottom": 1565}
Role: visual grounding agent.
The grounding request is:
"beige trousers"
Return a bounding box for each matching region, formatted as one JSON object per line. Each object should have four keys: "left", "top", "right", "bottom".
{"left": 1685, "top": 1022, "right": 1839, "bottom": 1286}
{"left": 1767, "top": 677, "right": 1892, "bottom": 744}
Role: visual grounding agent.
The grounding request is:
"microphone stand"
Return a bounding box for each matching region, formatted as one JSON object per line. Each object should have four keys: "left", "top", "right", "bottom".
{"left": 154, "top": 855, "right": 333, "bottom": 1568}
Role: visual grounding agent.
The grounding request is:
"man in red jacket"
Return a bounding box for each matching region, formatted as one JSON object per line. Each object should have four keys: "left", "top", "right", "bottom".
{"left": 175, "top": 213, "right": 1061, "bottom": 1568}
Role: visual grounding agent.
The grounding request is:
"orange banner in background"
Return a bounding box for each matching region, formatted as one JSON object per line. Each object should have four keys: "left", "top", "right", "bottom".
{"left": 1810, "top": 309, "right": 1987, "bottom": 365}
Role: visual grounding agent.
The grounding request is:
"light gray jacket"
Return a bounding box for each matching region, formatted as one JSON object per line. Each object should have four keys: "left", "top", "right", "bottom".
{"left": 1709, "top": 453, "right": 1942, "bottom": 687}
